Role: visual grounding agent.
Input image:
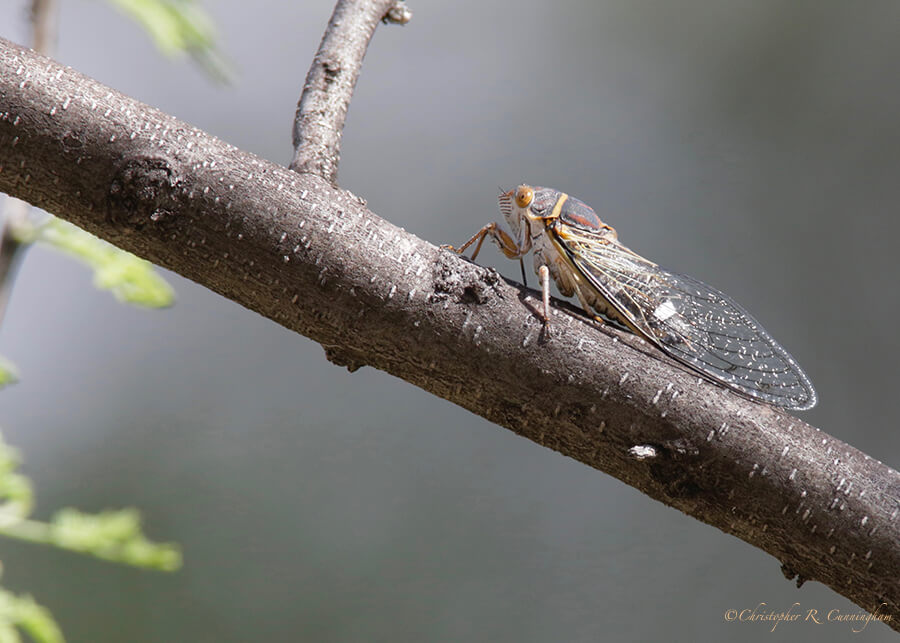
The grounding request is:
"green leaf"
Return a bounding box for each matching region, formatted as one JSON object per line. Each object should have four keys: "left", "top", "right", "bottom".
{"left": 0, "top": 589, "right": 64, "bottom": 643}
{"left": 106, "top": 0, "right": 232, "bottom": 82}
{"left": 0, "top": 435, "right": 32, "bottom": 526}
{"left": 48, "top": 508, "right": 182, "bottom": 571}
{"left": 36, "top": 219, "right": 175, "bottom": 309}
{"left": 0, "top": 358, "right": 17, "bottom": 391}
{"left": 0, "top": 428, "right": 182, "bottom": 571}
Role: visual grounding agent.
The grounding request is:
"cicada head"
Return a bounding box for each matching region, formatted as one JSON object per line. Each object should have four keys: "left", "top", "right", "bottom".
{"left": 497, "top": 185, "right": 563, "bottom": 240}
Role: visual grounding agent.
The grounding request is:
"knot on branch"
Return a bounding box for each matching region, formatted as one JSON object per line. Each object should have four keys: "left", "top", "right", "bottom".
{"left": 781, "top": 563, "right": 809, "bottom": 588}
{"left": 107, "top": 156, "right": 183, "bottom": 232}
{"left": 637, "top": 438, "right": 703, "bottom": 500}
{"left": 432, "top": 251, "right": 504, "bottom": 307}
{"left": 323, "top": 345, "right": 367, "bottom": 372}
{"left": 61, "top": 128, "right": 85, "bottom": 151}
{"left": 321, "top": 56, "right": 342, "bottom": 84}
{"left": 383, "top": 1, "right": 412, "bottom": 24}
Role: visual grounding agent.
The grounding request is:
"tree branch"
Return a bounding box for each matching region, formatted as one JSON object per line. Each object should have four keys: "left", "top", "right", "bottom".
{"left": 289, "top": 0, "right": 410, "bottom": 183}
{"left": 0, "top": 37, "right": 898, "bottom": 630}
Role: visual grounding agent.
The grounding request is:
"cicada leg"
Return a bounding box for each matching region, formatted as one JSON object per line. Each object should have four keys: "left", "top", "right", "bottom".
{"left": 445, "top": 223, "right": 538, "bottom": 309}
{"left": 445, "top": 222, "right": 523, "bottom": 260}
{"left": 444, "top": 223, "right": 531, "bottom": 286}
{"left": 538, "top": 265, "right": 550, "bottom": 322}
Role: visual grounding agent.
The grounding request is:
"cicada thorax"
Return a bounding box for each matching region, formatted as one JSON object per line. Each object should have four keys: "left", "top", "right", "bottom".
{"left": 525, "top": 192, "right": 639, "bottom": 329}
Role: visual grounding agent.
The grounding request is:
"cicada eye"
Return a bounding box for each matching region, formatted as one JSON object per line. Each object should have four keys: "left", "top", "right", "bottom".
{"left": 515, "top": 185, "right": 534, "bottom": 209}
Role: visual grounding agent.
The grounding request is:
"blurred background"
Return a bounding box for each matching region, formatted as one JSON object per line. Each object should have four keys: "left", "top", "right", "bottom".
{"left": 2, "top": 0, "right": 899, "bottom": 640}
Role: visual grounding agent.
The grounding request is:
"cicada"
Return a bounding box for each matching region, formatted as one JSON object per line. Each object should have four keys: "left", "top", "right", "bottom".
{"left": 448, "top": 185, "right": 817, "bottom": 411}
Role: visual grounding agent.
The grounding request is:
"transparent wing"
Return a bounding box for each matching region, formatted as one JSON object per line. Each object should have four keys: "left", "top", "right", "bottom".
{"left": 555, "top": 223, "right": 817, "bottom": 410}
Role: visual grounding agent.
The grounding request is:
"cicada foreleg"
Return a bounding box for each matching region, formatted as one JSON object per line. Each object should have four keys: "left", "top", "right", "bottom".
{"left": 446, "top": 222, "right": 522, "bottom": 260}
{"left": 444, "top": 222, "right": 530, "bottom": 286}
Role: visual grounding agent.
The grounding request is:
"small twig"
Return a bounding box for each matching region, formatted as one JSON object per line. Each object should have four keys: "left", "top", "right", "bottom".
{"left": 289, "top": 0, "right": 411, "bottom": 184}
{"left": 0, "top": 198, "right": 30, "bottom": 326}
{"left": 30, "top": 0, "right": 57, "bottom": 55}
{"left": 0, "top": 0, "right": 58, "bottom": 328}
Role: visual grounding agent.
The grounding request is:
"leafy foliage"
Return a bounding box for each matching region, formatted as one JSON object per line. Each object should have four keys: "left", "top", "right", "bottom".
{"left": 0, "top": 432, "right": 181, "bottom": 641}
{"left": 35, "top": 219, "right": 175, "bottom": 309}
{"left": 0, "top": 0, "right": 231, "bottom": 638}
{"left": 107, "top": 0, "right": 231, "bottom": 82}
{"left": 0, "top": 588, "right": 64, "bottom": 643}
{"left": 0, "top": 358, "right": 16, "bottom": 392}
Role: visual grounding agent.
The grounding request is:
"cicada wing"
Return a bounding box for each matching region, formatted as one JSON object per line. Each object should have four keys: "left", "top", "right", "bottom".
{"left": 555, "top": 224, "right": 817, "bottom": 410}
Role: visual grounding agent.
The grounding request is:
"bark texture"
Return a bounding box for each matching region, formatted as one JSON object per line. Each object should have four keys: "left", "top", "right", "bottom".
{"left": 290, "top": 0, "right": 410, "bottom": 183}
{"left": 0, "top": 38, "right": 898, "bottom": 630}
